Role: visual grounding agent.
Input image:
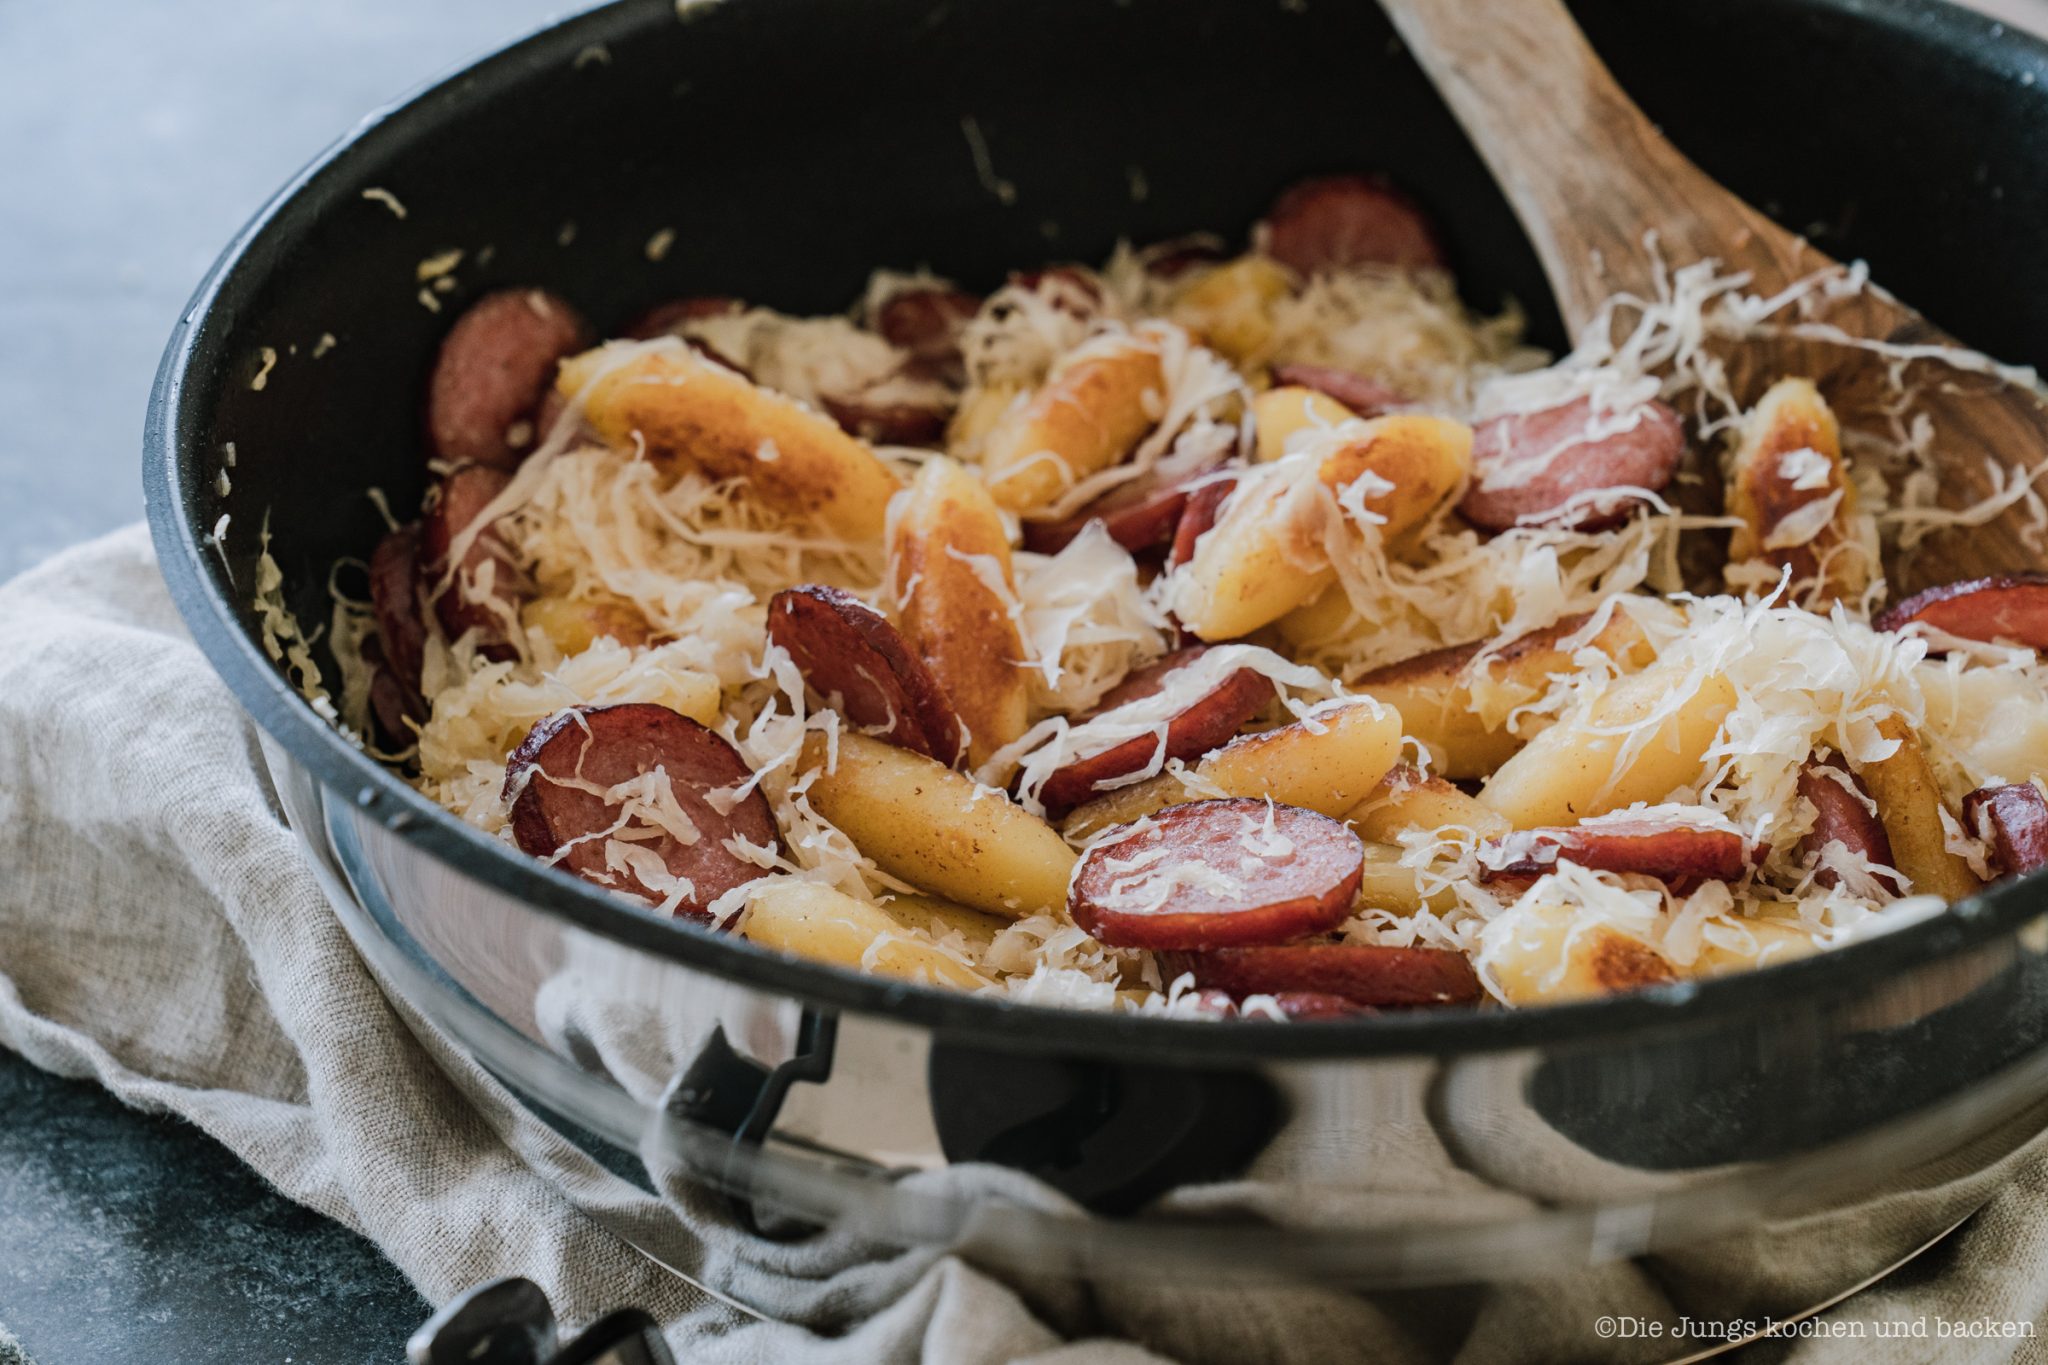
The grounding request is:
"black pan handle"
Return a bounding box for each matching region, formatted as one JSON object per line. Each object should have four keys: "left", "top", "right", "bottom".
{"left": 657, "top": 1007, "right": 838, "bottom": 1236}
{"left": 407, "top": 1277, "right": 674, "bottom": 1365}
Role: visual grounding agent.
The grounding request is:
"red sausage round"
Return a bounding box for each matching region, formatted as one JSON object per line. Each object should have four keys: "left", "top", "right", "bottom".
{"left": 427, "top": 289, "right": 590, "bottom": 469}
{"left": 1798, "top": 756, "right": 1899, "bottom": 893}
{"left": 874, "top": 286, "right": 980, "bottom": 374}
{"left": 1009, "top": 266, "right": 1106, "bottom": 318}
{"left": 1269, "top": 363, "right": 1407, "bottom": 419}
{"left": 1163, "top": 945, "right": 1482, "bottom": 1010}
{"left": 1458, "top": 396, "right": 1686, "bottom": 533}
{"left": 1478, "top": 820, "right": 1751, "bottom": 885}
{"left": 1178, "top": 988, "right": 1369, "bottom": 1020}
{"left": 621, "top": 295, "right": 745, "bottom": 341}
{"left": 1164, "top": 943, "right": 1481, "bottom": 1008}
{"left": 366, "top": 653, "right": 427, "bottom": 752}
{"left": 1266, "top": 991, "right": 1371, "bottom": 1019}
{"left": 504, "top": 703, "right": 780, "bottom": 920}
{"left": 369, "top": 522, "right": 429, "bottom": 690}
{"left": 1141, "top": 236, "right": 1230, "bottom": 281}
{"left": 1021, "top": 478, "right": 1195, "bottom": 557}
{"left": 618, "top": 296, "right": 753, "bottom": 377}
{"left": 1964, "top": 782, "right": 2048, "bottom": 881}
{"left": 766, "top": 585, "right": 966, "bottom": 765}
{"left": 1069, "top": 798, "right": 1363, "bottom": 949}
{"left": 1169, "top": 475, "right": 1238, "bottom": 570}
{"left": 1258, "top": 174, "right": 1448, "bottom": 277}
{"left": 421, "top": 464, "right": 527, "bottom": 662}
{"left": 1037, "top": 647, "right": 1274, "bottom": 814}
{"left": 819, "top": 393, "right": 951, "bottom": 448}
{"left": 1875, "top": 575, "right": 2048, "bottom": 652}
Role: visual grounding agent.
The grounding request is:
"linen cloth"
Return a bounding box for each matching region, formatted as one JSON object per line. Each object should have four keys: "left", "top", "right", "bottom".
{"left": 4, "top": 524, "right": 2048, "bottom": 1364}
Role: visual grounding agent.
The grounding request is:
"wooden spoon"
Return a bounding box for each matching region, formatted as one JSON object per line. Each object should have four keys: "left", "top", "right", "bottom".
{"left": 1382, "top": 0, "right": 2048, "bottom": 588}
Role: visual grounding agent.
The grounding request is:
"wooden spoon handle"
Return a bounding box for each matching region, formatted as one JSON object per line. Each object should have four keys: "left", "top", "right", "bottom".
{"left": 1379, "top": 0, "right": 1801, "bottom": 332}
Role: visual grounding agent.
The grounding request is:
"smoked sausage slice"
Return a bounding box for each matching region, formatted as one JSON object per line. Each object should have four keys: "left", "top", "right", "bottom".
{"left": 1069, "top": 798, "right": 1363, "bottom": 949}
{"left": 1165, "top": 943, "right": 1481, "bottom": 1008}
{"left": 1457, "top": 396, "right": 1685, "bottom": 532}
{"left": 358, "top": 634, "right": 426, "bottom": 751}
{"left": 1008, "top": 266, "right": 1106, "bottom": 317}
{"left": 1798, "top": 756, "right": 1899, "bottom": 893}
{"left": 819, "top": 393, "right": 951, "bottom": 448}
{"left": 766, "top": 585, "right": 966, "bottom": 765}
{"left": 1181, "top": 988, "right": 1370, "bottom": 1020}
{"left": 427, "top": 289, "right": 590, "bottom": 468}
{"left": 1269, "top": 364, "right": 1406, "bottom": 419}
{"left": 1963, "top": 782, "right": 2048, "bottom": 880}
{"left": 1037, "top": 647, "right": 1275, "bottom": 814}
{"left": 1169, "top": 475, "right": 1238, "bottom": 570}
{"left": 1874, "top": 575, "right": 2048, "bottom": 652}
{"left": 621, "top": 295, "right": 745, "bottom": 341}
{"left": 504, "top": 703, "right": 779, "bottom": 920}
{"left": 369, "top": 522, "right": 428, "bottom": 689}
{"left": 1021, "top": 475, "right": 1202, "bottom": 556}
{"left": 1257, "top": 174, "right": 1447, "bottom": 277}
{"left": 1141, "top": 237, "right": 1229, "bottom": 281}
{"left": 1479, "top": 820, "right": 1750, "bottom": 884}
{"left": 619, "top": 297, "right": 753, "bottom": 377}
{"left": 421, "top": 464, "right": 527, "bottom": 662}
{"left": 874, "top": 286, "right": 980, "bottom": 379}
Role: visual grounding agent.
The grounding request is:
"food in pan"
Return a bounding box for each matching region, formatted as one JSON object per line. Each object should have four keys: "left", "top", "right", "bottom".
{"left": 303, "top": 173, "right": 2048, "bottom": 1017}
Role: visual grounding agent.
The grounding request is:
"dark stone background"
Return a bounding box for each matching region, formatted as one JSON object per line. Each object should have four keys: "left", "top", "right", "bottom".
{"left": 0, "top": 0, "right": 573, "bottom": 579}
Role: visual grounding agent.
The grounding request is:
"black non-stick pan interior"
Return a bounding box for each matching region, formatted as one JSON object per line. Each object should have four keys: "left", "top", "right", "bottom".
{"left": 146, "top": 0, "right": 2048, "bottom": 1053}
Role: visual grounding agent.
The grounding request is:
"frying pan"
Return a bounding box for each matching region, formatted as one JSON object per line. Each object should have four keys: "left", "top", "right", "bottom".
{"left": 144, "top": 0, "right": 2048, "bottom": 1298}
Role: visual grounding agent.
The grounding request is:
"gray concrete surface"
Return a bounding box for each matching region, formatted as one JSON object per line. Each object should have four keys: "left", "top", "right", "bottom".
{"left": 0, "top": 0, "right": 579, "bottom": 578}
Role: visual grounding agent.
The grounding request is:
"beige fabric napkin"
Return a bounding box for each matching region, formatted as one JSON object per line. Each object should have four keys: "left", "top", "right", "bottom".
{"left": 4, "top": 524, "right": 2047, "bottom": 1363}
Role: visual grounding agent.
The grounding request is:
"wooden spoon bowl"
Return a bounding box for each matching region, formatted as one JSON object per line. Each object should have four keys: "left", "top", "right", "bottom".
{"left": 1385, "top": 0, "right": 2048, "bottom": 592}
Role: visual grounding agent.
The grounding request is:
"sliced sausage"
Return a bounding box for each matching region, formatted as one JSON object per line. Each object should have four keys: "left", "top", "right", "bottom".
{"left": 368, "top": 522, "right": 428, "bottom": 689}
{"left": 619, "top": 296, "right": 752, "bottom": 377}
{"left": 1478, "top": 820, "right": 1751, "bottom": 884}
{"left": 1141, "top": 237, "right": 1230, "bottom": 281}
{"left": 1874, "top": 575, "right": 2048, "bottom": 652}
{"left": 427, "top": 289, "right": 590, "bottom": 469}
{"left": 1070, "top": 798, "right": 1364, "bottom": 949}
{"left": 530, "top": 388, "right": 572, "bottom": 447}
{"left": 356, "top": 632, "right": 425, "bottom": 751}
{"left": 1269, "top": 364, "right": 1406, "bottom": 419}
{"left": 1021, "top": 476, "right": 1198, "bottom": 557}
{"left": 1037, "top": 647, "right": 1275, "bottom": 814}
{"left": 1457, "top": 396, "right": 1686, "bottom": 532}
{"left": 366, "top": 656, "right": 427, "bottom": 751}
{"left": 1164, "top": 943, "right": 1482, "bottom": 1008}
{"left": 1169, "top": 475, "right": 1238, "bottom": 569}
{"left": 1265, "top": 991, "right": 1371, "bottom": 1019}
{"left": 504, "top": 703, "right": 779, "bottom": 920}
{"left": 1798, "top": 755, "right": 1899, "bottom": 893}
{"left": 1009, "top": 266, "right": 1106, "bottom": 317}
{"left": 621, "top": 295, "right": 745, "bottom": 340}
{"left": 874, "top": 286, "right": 980, "bottom": 379}
{"left": 1257, "top": 174, "right": 1447, "bottom": 277}
{"left": 1174, "top": 985, "right": 1368, "bottom": 1020}
{"left": 1963, "top": 782, "right": 2048, "bottom": 880}
{"left": 766, "top": 584, "right": 965, "bottom": 765}
{"left": 421, "top": 464, "right": 528, "bottom": 662}
{"left": 819, "top": 393, "right": 951, "bottom": 448}
{"left": 1025, "top": 435, "right": 1238, "bottom": 556}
